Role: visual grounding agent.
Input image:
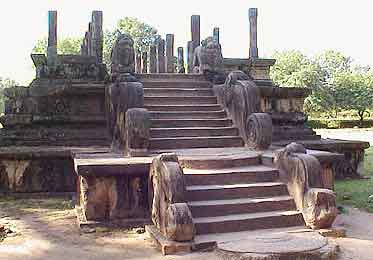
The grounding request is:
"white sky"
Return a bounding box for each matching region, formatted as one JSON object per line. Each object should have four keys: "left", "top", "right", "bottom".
{"left": 1, "top": 0, "right": 373, "bottom": 85}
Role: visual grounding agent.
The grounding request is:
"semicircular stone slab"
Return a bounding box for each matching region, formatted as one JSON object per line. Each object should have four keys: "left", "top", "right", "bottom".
{"left": 217, "top": 230, "right": 338, "bottom": 260}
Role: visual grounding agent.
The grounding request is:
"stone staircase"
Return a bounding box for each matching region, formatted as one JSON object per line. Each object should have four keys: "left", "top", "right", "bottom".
{"left": 139, "top": 74, "right": 244, "bottom": 150}
{"left": 139, "top": 74, "right": 305, "bottom": 237}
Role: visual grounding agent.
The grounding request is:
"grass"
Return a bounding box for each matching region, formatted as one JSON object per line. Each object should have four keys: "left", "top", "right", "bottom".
{"left": 335, "top": 147, "right": 373, "bottom": 213}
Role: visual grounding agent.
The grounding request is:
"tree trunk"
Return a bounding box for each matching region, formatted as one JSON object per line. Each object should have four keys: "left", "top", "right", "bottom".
{"left": 358, "top": 110, "right": 365, "bottom": 128}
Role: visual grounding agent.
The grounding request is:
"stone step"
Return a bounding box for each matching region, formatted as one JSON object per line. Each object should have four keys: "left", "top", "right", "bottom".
{"left": 183, "top": 165, "right": 279, "bottom": 186}
{"left": 150, "top": 118, "right": 233, "bottom": 128}
{"left": 149, "top": 136, "right": 244, "bottom": 150}
{"left": 144, "top": 96, "right": 217, "bottom": 105}
{"left": 145, "top": 104, "right": 222, "bottom": 112}
{"left": 193, "top": 210, "right": 304, "bottom": 235}
{"left": 144, "top": 88, "right": 213, "bottom": 96}
{"left": 189, "top": 196, "right": 296, "bottom": 218}
{"left": 181, "top": 152, "right": 260, "bottom": 169}
{"left": 150, "top": 127, "right": 238, "bottom": 138}
{"left": 136, "top": 73, "right": 206, "bottom": 81}
{"left": 142, "top": 81, "right": 212, "bottom": 88}
{"left": 149, "top": 111, "right": 227, "bottom": 120}
{"left": 186, "top": 182, "right": 288, "bottom": 201}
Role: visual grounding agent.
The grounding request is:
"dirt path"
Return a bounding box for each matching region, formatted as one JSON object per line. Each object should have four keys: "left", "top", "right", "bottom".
{"left": 0, "top": 200, "right": 372, "bottom": 260}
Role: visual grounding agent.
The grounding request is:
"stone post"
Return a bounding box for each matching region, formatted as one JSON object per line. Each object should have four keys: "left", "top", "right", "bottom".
{"left": 191, "top": 15, "right": 200, "bottom": 48}
{"left": 149, "top": 45, "right": 157, "bottom": 73}
{"left": 157, "top": 39, "right": 165, "bottom": 73}
{"left": 187, "top": 41, "right": 194, "bottom": 73}
{"left": 166, "top": 34, "right": 174, "bottom": 73}
{"left": 87, "top": 23, "right": 93, "bottom": 56}
{"left": 83, "top": 32, "right": 89, "bottom": 56}
{"left": 213, "top": 27, "right": 220, "bottom": 44}
{"left": 249, "top": 8, "right": 258, "bottom": 58}
{"left": 177, "top": 47, "right": 185, "bottom": 73}
{"left": 142, "top": 52, "right": 148, "bottom": 73}
{"left": 47, "top": 10, "right": 58, "bottom": 70}
{"left": 91, "top": 11, "right": 103, "bottom": 63}
{"left": 136, "top": 53, "right": 142, "bottom": 73}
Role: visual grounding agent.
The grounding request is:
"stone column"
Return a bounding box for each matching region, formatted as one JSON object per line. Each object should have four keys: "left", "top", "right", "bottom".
{"left": 149, "top": 45, "right": 157, "bottom": 73}
{"left": 157, "top": 39, "right": 165, "bottom": 73}
{"left": 142, "top": 52, "right": 148, "bottom": 73}
{"left": 136, "top": 53, "right": 142, "bottom": 73}
{"left": 177, "top": 47, "right": 185, "bottom": 73}
{"left": 187, "top": 41, "right": 194, "bottom": 73}
{"left": 191, "top": 15, "right": 200, "bottom": 48}
{"left": 47, "top": 10, "right": 58, "bottom": 70}
{"left": 92, "top": 11, "right": 103, "bottom": 63}
{"left": 87, "top": 23, "right": 93, "bottom": 56}
{"left": 213, "top": 27, "right": 220, "bottom": 44}
{"left": 166, "top": 34, "right": 174, "bottom": 73}
{"left": 249, "top": 8, "right": 258, "bottom": 58}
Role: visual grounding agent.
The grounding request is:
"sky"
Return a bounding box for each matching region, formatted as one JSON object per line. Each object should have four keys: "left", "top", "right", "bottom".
{"left": 1, "top": 0, "right": 373, "bottom": 85}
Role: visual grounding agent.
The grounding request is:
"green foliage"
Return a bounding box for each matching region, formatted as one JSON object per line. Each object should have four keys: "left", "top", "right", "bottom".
{"left": 335, "top": 147, "right": 373, "bottom": 213}
{"left": 32, "top": 37, "right": 82, "bottom": 55}
{"left": 271, "top": 50, "right": 373, "bottom": 121}
{"left": 0, "top": 77, "right": 17, "bottom": 114}
{"left": 102, "top": 17, "right": 158, "bottom": 66}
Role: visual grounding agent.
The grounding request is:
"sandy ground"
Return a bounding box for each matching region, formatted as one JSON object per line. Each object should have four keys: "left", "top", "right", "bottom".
{"left": 0, "top": 203, "right": 372, "bottom": 260}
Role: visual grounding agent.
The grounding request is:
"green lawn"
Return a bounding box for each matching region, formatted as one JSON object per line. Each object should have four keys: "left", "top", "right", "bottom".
{"left": 335, "top": 147, "right": 373, "bottom": 212}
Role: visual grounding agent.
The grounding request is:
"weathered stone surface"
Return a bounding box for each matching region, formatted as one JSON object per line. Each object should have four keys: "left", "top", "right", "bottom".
{"left": 125, "top": 108, "right": 150, "bottom": 156}
{"left": 247, "top": 113, "right": 272, "bottom": 150}
{"left": 47, "top": 10, "right": 58, "bottom": 72}
{"left": 166, "top": 34, "right": 174, "bottom": 73}
{"left": 142, "top": 52, "right": 148, "bottom": 73}
{"left": 192, "top": 36, "right": 223, "bottom": 74}
{"left": 156, "top": 39, "right": 166, "bottom": 73}
{"left": 274, "top": 143, "right": 338, "bottom": 229}
{"left": 149, "top": 153, "right": 195, "bottom": 242}
{"left": 248, "top": 8, "right": 258, "bottom": 58}
{"left": 106, "top": 80, "right": 144, "bottom": 153}
{"left": 149, "top": 45, "right": 157, "bottom": 73}
{"left": 177, "top": 47, "right": 185, "bottom": 73}
{"left": 0, "top": 158, "right": 75, "bottom": 192}
{"left": 214, "top": 71, "right": 272, "bottom": 149}
{"left": 110, "top": 33, "right": 135, "bottom": 76}
{"left": 91, "top": 11, "right": 103, "bottom": 63}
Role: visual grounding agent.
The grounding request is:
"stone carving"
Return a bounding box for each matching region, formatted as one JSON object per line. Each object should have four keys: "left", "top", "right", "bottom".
{"left": 274, "top": 143, "right": 338, "bottom": 229}
{"left": 125, "top": 108, "right": 150, "bottom": 156}
{"left": 106, "top": 79, "right": 144, "bottom": 153}
{"left": 192, "top": 36, "right": 223, "bottom": 74}
{"left": 110, "top": 33, "right": 136, "bottom": 76}
{"left": 149, "top": 153, "right": 195, "bottom": 242}
{"left": 247, "top": 113, "right": 273, "bottom": 150}
{"left": 214, "top": 71, "right": 272, "bottom": 149}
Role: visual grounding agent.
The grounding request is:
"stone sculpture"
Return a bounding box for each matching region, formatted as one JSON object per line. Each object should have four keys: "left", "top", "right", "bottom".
{"left": 214, "top": 71, "right": 272, "bottom": 149}
{"left": 274, "top": 143, "right": 338, "bottom": 229}
{"left": 148, "top": 153, "right": 195, "bottom": 242}
{"left": 192, "top": 36, "right": 223, "bottom": 75}
{"left": 110, "top": 33, "right": 136, "bottom": 76}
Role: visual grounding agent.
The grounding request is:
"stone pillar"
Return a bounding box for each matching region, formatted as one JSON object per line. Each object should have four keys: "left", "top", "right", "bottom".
{"left": 187, "top": 41, "right": 194, "bottom": 73}
{"left": 157, "top": 39, "right": 165, "bottom": 73}
{"left": 142, "top": 52, "right": 148, "bottom": 73}
{"left": 149, "top": 45, "right": 157, "bottom": 73}
{"left": 47, "top": 10, "right": 58, "bottom": 70}
{"left": 91, "top": 11, "right": 103, "bottom": 63}
{"left": 177, "top": 47, "right": 185, "bottom": 73}
{"left": 87, "top": 23, "right": 93, "bottom": 56}
{"left": 166, "top": 34, "right": 174, "bottom": 73}
{"left": 83, "top": 32, "right": 89, "bottom": 56}
{"left": 136, "top": 53, "right": 142, "bottom": 73}
{"left": 249, "top": 8, "right": 258, "bottom": 58}
{"left": 191, "top": 15, "right": 200, "bottom": 48}
{"left": 213, "top": 27, "right": 220, "bottom": 44}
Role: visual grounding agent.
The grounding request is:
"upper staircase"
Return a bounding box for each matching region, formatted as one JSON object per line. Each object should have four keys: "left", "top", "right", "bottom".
{"left": 138, "top": 74, "right": 306, "bottom": 237}
{"left": 138, "top": 74, "right": 244, "bottom": 151}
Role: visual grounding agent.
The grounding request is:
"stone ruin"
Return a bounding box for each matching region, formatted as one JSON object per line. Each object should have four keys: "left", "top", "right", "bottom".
{"left": 0, "top": 8, "right": 370, "bottom": 259}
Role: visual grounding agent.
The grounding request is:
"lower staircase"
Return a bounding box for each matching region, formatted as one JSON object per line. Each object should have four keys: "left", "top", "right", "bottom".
{"left": 139, "top": 74, "right": 306, "bottom": 238}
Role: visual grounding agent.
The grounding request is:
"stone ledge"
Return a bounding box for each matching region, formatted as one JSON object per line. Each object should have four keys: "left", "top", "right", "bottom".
{"left": 146, "top": 225, "right": 216, "bottom": 255}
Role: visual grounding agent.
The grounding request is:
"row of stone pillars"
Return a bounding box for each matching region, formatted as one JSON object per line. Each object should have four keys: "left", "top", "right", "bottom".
{"left": 46, "top": 8, "right": 259, "bottom": 74}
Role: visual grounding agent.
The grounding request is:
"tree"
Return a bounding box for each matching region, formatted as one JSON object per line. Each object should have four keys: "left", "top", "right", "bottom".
{"left": 32, "top": 37, "right": 82, "bottom": 55}
{"left": 0, "top": 78, "right": 17, "bottom": 114}
{"left": 102, "top": 17, "right": 158, "bottom": 66}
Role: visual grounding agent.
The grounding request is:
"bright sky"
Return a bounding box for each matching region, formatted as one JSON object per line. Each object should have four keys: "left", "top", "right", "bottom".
{"left": 1, "top": 0, "right": 373, "bottom": 85}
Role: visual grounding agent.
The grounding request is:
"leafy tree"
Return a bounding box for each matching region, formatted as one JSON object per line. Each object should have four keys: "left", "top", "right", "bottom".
{"left": 32, "top": 37, "right": 82, "bottom": 55}
{"left": 0, "top": 78, "right": 17, "bottom": 114}
{"left": 102, "top": 17, "right": 158, "bottom": 66}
